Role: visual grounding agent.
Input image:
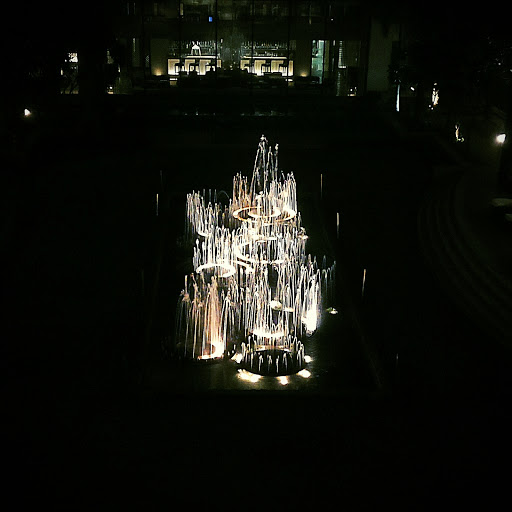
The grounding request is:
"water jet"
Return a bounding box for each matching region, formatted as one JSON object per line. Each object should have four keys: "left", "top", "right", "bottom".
{"left": 174, "top": 136, "right": 336, "bottom": 374}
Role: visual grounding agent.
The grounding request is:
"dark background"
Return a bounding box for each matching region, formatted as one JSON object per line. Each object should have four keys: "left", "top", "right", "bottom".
{"left": 2, "top": 1, "right": 512, "bottom": 507}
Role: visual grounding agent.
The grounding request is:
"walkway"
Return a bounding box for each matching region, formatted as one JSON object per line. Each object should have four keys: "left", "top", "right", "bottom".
{"left": 417, "top": 129, "right": 512, "bottom": 347}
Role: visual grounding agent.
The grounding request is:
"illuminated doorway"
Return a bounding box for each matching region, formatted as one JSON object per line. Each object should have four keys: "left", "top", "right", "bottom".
{"left": 311, "top": 40, "right": 325, "bottom": 84}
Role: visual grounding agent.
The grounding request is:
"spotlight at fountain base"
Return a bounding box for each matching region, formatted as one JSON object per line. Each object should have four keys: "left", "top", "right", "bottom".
{"left": 173, "top": 341, "right": 226, "bottom": 363}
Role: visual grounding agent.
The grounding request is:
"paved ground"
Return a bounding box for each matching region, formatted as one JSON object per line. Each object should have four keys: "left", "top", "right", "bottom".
{"left": 3, "top": 93, "right": 511, "bottom": 506}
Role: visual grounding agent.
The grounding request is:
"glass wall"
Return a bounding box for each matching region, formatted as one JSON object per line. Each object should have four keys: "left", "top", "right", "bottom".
{"left": 311, "top": 40, "right": 325, "bottom": 83}
{"left": 168, "top": 38, "right": 221, "bottom": 76}
{"left": 248, "top": 1, "right": 293, "bottom": 78}
{"left": 116, "top": 0, "right": 369, "bottom": 94}
{"left": 164, "top": 0, "right": 294, "bottom": 79}
{"left": 336, "top": 40, "right": 361, "bottom": 96}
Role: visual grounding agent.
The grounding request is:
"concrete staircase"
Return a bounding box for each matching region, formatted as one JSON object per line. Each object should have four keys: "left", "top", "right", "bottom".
{"left": 418, "top": 170, "right": 512, "bottom": 346}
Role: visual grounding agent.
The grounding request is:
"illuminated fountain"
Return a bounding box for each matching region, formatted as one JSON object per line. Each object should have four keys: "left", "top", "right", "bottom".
{"left": 174, "top": 136, "right": 336, "bottom": 376}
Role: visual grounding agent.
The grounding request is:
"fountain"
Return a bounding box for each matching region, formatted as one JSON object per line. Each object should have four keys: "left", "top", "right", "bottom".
{"left": 174, "top": 136, "right": 336, "bottom": 375}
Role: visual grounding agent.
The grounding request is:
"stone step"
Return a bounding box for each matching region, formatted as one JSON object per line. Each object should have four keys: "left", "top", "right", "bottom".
{"left": 418, "top": 180, "right": 512, "bottom": 345}
{"left": 453, "top": 179, "right": 512, "bottom": 297}
{"left": 449, "top": 183, "right": 512, "bottom": 316}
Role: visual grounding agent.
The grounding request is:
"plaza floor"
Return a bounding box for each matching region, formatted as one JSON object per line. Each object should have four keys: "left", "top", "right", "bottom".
{"left": 3, "top": 94, "right": 511, "bottom": 506}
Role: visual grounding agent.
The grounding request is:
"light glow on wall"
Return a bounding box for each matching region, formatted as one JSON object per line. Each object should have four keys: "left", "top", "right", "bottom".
{"left": 237, "top": 369, "right": 262, "bottom": 383}
{"left": 431, "top": 84, "right": 439, "bottom": 108}
{"left": 455, "top": 124, "right": 464, "bottom": 143}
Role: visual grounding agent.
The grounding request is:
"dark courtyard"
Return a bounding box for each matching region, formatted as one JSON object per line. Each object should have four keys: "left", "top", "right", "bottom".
{"left": 3, "top": 90, "right": 511, "bottom": 506}
{"left": 3, "top": 1, "right": 512, "bottom": 508}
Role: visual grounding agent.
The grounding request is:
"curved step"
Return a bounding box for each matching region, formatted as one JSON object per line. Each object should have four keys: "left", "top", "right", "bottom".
{"left": 418, "top": 179, "right": 512, "bottom": 345}
{"left": 439, "top": 185, "right": 510, "bottom": 327}
{"left": 452, "top": 176, "right": 512, "bottom": 297}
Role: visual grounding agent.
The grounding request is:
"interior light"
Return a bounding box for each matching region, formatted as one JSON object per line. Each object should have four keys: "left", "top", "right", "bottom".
{"left": 24, "top": 108, "right": 31, "bottom": 117}
{"left": 496, "top": 133, "right": 506, "bottom": 144}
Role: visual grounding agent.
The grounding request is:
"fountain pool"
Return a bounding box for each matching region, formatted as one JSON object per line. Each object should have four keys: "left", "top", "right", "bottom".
{"left": 174, "top": 136, "right": 336, "bottom": 377}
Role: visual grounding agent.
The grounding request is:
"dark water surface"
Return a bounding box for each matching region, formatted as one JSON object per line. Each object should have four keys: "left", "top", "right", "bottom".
{"left": 3, "top": 99, "right": 510, "bottom": 506}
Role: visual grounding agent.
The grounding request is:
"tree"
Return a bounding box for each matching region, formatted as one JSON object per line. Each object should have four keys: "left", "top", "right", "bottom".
{"left": 383, "top": 4, "right": 511, "bottom": 124}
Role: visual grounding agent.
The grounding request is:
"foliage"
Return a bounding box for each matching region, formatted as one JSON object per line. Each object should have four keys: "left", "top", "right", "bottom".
{"left": 387, "top": 5, "right": 512, "bottom": 111}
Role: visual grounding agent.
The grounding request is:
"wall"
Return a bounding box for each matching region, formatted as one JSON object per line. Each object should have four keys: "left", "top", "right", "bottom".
{"left": 294, "top": 38, "right": 311, "bottom": 77}
{"left": 366, "top": 19, "right": 399, "bottom": 92}
{"left": 151, "top": 38, "right": 170, "bottom": 75}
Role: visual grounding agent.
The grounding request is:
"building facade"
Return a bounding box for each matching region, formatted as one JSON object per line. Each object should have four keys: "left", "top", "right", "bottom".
{"left": 111, "top": 0, "right": 400, "bottom": 95}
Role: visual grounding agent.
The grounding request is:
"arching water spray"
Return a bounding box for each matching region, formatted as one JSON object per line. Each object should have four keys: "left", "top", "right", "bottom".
{"left": 174, "top": 136, "right": 337, "bottom": 372}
